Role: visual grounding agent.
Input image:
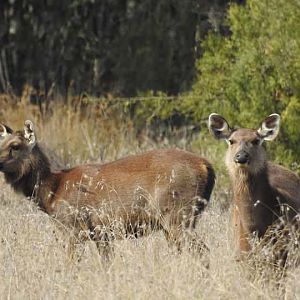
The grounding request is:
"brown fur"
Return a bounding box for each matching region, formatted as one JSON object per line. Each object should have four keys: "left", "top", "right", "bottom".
{"left": 0, "top": 122, "right": 215, "bottom": 257}
{"left": 209, "top": 114, "right": 300, "bottom": 262}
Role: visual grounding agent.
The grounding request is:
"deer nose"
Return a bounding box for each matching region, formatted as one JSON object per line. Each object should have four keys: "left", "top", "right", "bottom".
{"left": 234, "top": 151, "right": 249, "bottom": 164}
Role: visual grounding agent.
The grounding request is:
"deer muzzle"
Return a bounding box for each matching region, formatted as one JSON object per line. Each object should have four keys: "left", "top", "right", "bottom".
{"left": 234, "top": 150, "right": 250, "bottom": 165}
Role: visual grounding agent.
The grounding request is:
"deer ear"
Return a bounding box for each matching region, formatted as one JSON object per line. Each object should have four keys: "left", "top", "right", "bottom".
{"left": 208, "top": 113, "right": 232, "bottom": 140}
{"left": 0, "top": 123, "right": 13, "bottom": 139}
{"left": 24, "top": 120, "right": 36, "bottom": 147}
{"left": 257, "top": 114, "right": 280, "bottom": 141}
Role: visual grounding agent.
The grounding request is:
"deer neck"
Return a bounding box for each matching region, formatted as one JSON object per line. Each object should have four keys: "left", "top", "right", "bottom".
{"left": 230, "top": 165, "right": 276, "bottom": 236}
{"left": 5, "top": 144, "right": 59, "bottom": 212}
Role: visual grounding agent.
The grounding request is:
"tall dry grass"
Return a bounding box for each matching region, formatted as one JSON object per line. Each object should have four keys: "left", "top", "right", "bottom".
{"left": 0, "top": 95, "right": 300, "bottom": 299}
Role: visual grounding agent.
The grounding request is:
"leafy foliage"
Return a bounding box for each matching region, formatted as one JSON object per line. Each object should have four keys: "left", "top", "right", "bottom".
{"left": 0, "top": 0, "right": 232, "bottom": 97}
{"left": 188, "top": 0, "right": 300, "bottom": 166}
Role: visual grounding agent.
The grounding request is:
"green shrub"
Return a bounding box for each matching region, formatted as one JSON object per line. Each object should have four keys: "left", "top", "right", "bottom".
{"left": 189, "top": 0, "right": 300, "bottom": 167}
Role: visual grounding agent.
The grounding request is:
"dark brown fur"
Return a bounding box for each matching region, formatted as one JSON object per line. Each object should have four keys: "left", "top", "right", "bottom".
{"left": 0, "top": 121, "right": 215, "bottom": 256}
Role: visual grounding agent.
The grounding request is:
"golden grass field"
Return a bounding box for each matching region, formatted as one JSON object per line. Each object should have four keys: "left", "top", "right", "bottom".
{"left": 1, "top": 96, "right": 300, "bottom": 299}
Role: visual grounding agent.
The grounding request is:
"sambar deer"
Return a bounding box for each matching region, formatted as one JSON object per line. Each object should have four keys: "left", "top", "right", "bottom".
{"left": 208, "top": 113, "right": 300, "bottom": 263}
{"left": 0, "top": 120, "right": 215, "bottom": 257}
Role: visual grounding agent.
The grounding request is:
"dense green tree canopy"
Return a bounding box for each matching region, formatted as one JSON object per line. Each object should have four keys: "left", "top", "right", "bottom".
{"left": 186, "top": 0, "right": 300, "bottom": 165}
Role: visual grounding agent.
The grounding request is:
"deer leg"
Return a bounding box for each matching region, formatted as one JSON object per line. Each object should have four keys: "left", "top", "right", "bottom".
{"left": 162, "top": 225, "right": 182, "bottom": 251}
{"left": 233, "top": 207, "right": 251, "bottom": 258}
{"left": 162, "top": 210, "right": 209, "bottom": 255}
{"left": 94, "top": 231, "right": 115, "bottom": 262}
{"left": 66, "top": 234, "right": 85, "bottom": 263}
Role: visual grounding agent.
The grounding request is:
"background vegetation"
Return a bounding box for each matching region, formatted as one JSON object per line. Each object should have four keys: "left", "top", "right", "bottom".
{"left": 187, "top": 0, "right": 300, "bottom": 166}
{"left": 1, "top": 0, "right": 299, "bottom": 164}
{"left": 0, "top": 0, "right": 240, "bottom": 96}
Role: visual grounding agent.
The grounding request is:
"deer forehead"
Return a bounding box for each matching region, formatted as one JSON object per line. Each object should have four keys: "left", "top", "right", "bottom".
{"left": 229, "top": 128, "right": 259, "bottom": 142}
{"left": 0, "top": 134, "right": 25, "bottom": 149}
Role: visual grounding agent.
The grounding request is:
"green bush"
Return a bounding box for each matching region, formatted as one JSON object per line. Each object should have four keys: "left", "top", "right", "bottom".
{"left": 188, "top": 0, "right": 300, "bottom": 167}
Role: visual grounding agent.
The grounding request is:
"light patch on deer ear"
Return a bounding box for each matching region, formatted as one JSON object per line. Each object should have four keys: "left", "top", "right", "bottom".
{"left": 0, "top": 123, "right": 12, "bottom": 140}
{"left": 257, "top": 113, "right": 280, "bottom": 141}
{"left": 208, "top": 113, "right": 232, "bottom": 140}
{"left": 0, "top": 124, "right": 8, "bottom": 140}
{"left": 24, "top": 120, "right": 36, "bottom": 149}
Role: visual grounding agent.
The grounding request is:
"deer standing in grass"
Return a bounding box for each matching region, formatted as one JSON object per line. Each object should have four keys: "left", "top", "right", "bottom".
{"left": 208, "top": 113, "right": 300, "bottom": 262}
{"left": 0, "top": 120, "right": 215, "bottom": 258}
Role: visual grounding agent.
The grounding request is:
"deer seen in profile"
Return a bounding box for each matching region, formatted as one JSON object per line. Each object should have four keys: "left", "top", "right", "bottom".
{"left": 0, "top": 120, "right": 215, "bottom": 258}
{"left": 208, "top": 113, "right": 300, "bottom": 264}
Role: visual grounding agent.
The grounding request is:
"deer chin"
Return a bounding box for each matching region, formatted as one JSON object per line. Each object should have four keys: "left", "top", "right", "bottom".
{"left": 236, "top": 162, "right": 249, "bottom": 168}
{"left": 232, "top": 162, "right": 252, "bottom": 176}
{"left": 234, "top": 161, "right": 265, "bottom": 176}
{"left": 226, "top": 162, "right": 250, "bottom": 178}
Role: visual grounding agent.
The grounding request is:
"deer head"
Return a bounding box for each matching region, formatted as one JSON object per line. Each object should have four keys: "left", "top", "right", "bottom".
{"left": 208, "top": 113, "right": 280, "bottom": 175}
{"left": 0, "top": 120, "right": 37, "bottom": 173}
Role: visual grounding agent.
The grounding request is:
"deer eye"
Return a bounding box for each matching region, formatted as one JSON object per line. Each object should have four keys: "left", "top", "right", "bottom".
{"left": 252, "top": 139, "right": 261, "bottom": 146}
{"left": 11, "top": 144, "right": 20, "bottom": 151}
{"left": 228, "top": 139, "right": 235, "bottom": 145}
